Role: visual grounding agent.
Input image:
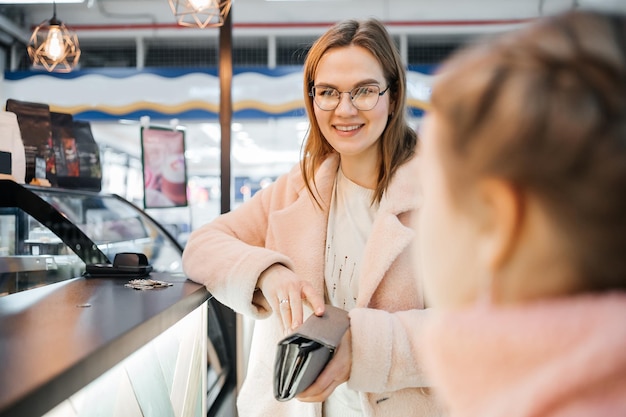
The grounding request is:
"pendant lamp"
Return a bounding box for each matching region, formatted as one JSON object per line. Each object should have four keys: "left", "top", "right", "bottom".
{"left": 168, "top": 0, "right": 232, "bottom": 28}
{"left": 27, "top": 1, "right": 81, "bottom": 73}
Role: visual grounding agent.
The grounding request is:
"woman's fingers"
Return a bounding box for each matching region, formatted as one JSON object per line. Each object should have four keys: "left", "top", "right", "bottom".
{"left": 296, "top": 357, "right": 345, "bottom": 402}
{"left": 290, "top": 283, "right": 325, "bottom": 330}
{"left": 297, "top": 380, "right": 339, "bottom": 403}
{"left": 278, "top": 296, "right": 292, "bottom": 331}
{"left": 280, "top": 289, "right": 307, "bottom": 332}
{"left": 258, "top": 264, "right": 325, "bottom": 332}
{"left": 297, "top": 329, "right": 352, "bottom": 402}
{"left": 289, "top": 292, "right": 304, "bottom": 330}
{"left": 301, "top": 283, "right": 326, "bottom": 316}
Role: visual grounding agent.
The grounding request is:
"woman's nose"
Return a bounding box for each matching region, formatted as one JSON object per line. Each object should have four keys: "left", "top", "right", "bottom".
{"left": 335, "top": 92, "right": 358, "bottom": 115}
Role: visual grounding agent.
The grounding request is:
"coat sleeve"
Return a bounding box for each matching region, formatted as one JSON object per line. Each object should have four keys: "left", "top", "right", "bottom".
{"left": 348, "top": 307, "right": 434, "bottom": 392}
{"left": 182, "top": 169, "right": 299, "bottom": 318}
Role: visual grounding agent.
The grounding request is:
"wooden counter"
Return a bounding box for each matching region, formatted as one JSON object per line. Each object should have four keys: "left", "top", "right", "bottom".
{"left": 0, "top": 272, "right": 211, "bottom": 417}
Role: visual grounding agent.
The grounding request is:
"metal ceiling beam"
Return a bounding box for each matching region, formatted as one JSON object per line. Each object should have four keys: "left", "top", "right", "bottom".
{"left": 0, "top": 14, "right": 29, "bottom": 45}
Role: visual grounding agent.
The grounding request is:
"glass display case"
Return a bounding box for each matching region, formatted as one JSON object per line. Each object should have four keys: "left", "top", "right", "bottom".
{"left": 0, "top": 179, "right": 183, "bottom": 295}
{"left": 0, "top": 179, "right": 235, "bottom": 416}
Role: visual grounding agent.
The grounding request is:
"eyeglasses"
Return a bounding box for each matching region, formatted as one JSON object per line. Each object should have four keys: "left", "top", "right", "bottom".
{"left": 309, "top": 84, "right": 390, "bottom": 111}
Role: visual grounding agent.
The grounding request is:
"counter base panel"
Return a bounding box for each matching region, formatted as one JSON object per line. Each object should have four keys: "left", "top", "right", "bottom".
{"left": 43, "top": 301, "right": 207, "bottom": 417}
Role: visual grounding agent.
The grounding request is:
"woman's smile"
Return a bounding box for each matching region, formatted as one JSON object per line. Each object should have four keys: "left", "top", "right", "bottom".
{"left": 333, "top": 123, "right": 364, "bottom": 134}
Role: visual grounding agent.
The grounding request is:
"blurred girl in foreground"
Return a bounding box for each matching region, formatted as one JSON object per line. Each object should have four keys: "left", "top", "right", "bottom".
{"left": 417, "top": 9, "right": 626, "bottom": 417}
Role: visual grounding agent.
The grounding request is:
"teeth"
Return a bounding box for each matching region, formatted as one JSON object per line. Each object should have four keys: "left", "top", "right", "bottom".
{"left": 335, "top": 125, "right": 360, "bottom": 132}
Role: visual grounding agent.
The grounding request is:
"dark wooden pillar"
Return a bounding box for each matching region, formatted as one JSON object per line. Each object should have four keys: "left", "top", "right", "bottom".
{"left": 219, "top": 8, "right": 233, "bottom": 214}
{"left": 216, "top": 10, "right": 239, "bottom": 414}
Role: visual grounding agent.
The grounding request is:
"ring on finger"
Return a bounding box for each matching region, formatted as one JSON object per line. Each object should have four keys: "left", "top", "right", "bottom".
{"left": 279, "top": 298, "right": 290, "bottom": 307}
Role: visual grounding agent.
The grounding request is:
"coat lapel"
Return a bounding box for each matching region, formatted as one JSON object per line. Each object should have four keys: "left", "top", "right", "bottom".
{"left": 356, "top": 155, "right": 421, "bottom": 307}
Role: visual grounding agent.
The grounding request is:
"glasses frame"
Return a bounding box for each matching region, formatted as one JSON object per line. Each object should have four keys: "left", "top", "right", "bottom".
{"left": 309, "top": 84, "right": 390, "bottom": 111}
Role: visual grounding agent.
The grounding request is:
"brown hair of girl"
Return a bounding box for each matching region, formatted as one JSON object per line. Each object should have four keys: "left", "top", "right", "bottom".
{"left": 431, "top": 10, "right": 626, "bottom": 291}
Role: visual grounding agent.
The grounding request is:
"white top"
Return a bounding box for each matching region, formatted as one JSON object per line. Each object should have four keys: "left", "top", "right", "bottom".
{"left": 323, "top": 167, "right": 379, "bottom": 417}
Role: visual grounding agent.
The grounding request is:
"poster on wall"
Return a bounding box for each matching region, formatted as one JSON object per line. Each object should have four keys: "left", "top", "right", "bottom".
{"left": 141, "top": 126, "right": 187, "bottom": 208}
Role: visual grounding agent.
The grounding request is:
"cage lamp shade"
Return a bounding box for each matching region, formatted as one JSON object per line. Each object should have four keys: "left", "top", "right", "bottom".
{"left": 168, "top": 0, "right": 232, "bottom": 28}
{"left": 28, "top": 10, "right": 81, "bottom": 73}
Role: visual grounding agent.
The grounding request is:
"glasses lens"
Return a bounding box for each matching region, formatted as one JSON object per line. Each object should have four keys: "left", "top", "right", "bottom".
{"left": 312, "top": 87, "right": 340, "bottom": 110}
{"left": 351, "top": 85, "right": 380, "bottom": 110}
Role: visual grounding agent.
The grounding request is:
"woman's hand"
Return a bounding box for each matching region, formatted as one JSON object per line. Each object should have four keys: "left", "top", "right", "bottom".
{"left": 257, "top": 264, "right": 325, "bottom": 332}
{"left": 296, "top": 328, "right": 352, "bottom": 402}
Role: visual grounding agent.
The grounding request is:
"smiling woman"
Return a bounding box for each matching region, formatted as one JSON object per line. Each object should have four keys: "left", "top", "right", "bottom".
{"left": 182, "top": 17, "right": 443, "bottom": 417}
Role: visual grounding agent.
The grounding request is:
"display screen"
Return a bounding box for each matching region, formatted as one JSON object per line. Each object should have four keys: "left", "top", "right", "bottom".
{"left": 140, "top": 126, "right": 188, "bottom": 208}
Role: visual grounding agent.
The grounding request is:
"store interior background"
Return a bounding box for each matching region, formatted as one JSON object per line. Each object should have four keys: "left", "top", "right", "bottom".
{"left": 0, "top": 0, "right": 623, "bottom": 246}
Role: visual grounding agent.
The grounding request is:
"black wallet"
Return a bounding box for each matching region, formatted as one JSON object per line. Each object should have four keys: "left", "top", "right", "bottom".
{"left": 273, "top": 305, "right": 350, "bottom": 401}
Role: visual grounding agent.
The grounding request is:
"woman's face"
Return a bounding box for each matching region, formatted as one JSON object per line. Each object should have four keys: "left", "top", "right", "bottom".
{"left": 415, "top": 112, "right": 484, "bottom": 309}
{"left": 312, "top": 45, "right": 393, "bottom": 163}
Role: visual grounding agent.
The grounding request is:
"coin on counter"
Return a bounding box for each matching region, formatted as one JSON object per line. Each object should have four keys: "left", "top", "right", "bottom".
{"left": 125, "top": 278, "right": 173, "bottom": 290}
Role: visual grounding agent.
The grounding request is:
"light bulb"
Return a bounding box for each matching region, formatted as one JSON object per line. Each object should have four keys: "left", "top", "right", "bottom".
{"left": 188, "top": 0, "right": 211, "bottom": 12}
{"left": 44, "top": 26, "right": 64, "bottom": 61}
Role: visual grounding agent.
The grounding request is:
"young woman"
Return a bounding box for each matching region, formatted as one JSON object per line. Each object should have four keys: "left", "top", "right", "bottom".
{"left": 183, "top": 18, "right": 442, "bottom": 417}
{"left": 416, "top": 10, "right": 626, "bottom": 417}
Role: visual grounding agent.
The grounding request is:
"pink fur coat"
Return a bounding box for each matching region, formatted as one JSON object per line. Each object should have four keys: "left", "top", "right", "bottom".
{"left": 423, "top": 292, "right": 626, "bottom": 417}
{"left": 183, "top": 153, "right": 443, "bottom": 417}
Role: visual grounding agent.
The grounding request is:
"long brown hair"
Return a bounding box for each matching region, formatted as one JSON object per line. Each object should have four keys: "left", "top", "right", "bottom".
{"left": 431, "top": 10, "right": 626, "bottom": 291}
{"left": 301, "top": 18, "right": 417, "bottom": 207}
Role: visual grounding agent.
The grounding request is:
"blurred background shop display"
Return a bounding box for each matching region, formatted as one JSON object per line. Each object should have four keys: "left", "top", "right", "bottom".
{"left": 1, "top": 0, "right": 623, "bottom": 243}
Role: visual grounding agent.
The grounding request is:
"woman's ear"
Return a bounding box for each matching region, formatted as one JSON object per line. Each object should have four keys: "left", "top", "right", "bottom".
{"left": 475, "top": 178, "right": 524, "bottom": 300}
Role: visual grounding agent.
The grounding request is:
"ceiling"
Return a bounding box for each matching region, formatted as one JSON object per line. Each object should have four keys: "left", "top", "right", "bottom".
{"left": 1, "top": 0, "right": 606, "bottom": 45}
{"left": 2, "top": 0, "right": 624, "bottom": 181}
